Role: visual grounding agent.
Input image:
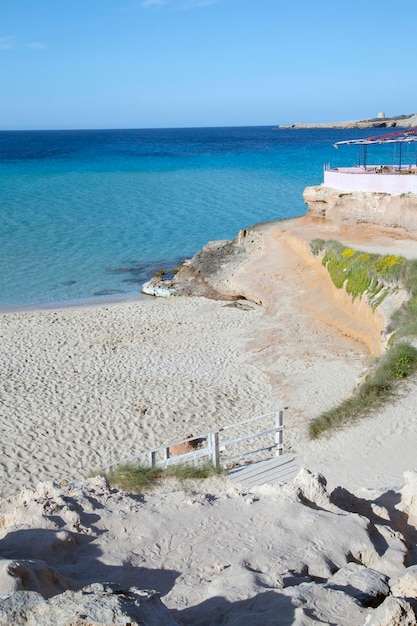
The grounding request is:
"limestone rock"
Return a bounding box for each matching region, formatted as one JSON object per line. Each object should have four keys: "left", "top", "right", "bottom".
{"left": 303, "top": 185, "right": 417, "bottom": 235}
{"left": 284, "top": 581, "right": 367, "bottom": 624}
{"left": 363, "top": 595, "right": 416, "bottom": 625}
{"left": 397, "top": 471, "right": 417, "bottom": 521}
{"left": 141, "top": 277, "right": 181, "bottom": 297}
{"left": 293, "top": 468, "right": 330, "bottom": 508}
{"left": 327, "top": 563, "right": 389, "bottom": 607}
{"left": 0, "top": 584, "right": 179, "bottom": 626}
{"left": 141, "top": 227, "right": 264, "bottom": 301}
{"left": 390, "top": 565, "right": 417, "bottom": 599}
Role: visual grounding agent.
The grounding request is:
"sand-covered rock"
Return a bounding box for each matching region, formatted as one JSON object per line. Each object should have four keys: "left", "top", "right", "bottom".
{"left": 1, "top": 472, "right": 417, "bottom": 624}
{"left": 390, "top": 565, "right": 417, "bottom": 599}
{"left": 398, "top": 471, "right": 417, "bottom": 520}
{"left": 363, "top": 595, "right": 416, "bottom": 626}
{"left": 0, "top": 558, "right": 75, "bottom": 597}
{"left": 327, "top": 563, "right": 390, "bottom": 607}
{"left": 292, "top": 468, "right": 330, "bottom": 508}
{"left": 0, "top": 584, "right": 178, "bottom": 626}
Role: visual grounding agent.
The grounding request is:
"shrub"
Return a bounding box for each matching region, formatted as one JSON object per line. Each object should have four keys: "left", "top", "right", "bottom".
{"left": 310, "top": 238, "right": 326, "bottom": 256}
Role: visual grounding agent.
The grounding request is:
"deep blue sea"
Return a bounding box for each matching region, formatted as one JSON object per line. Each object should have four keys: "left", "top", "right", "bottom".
{"left": 0, "top": 125, "right": 408, "bottom": 309}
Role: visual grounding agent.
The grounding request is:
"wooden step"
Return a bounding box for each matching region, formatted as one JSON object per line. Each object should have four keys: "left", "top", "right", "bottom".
{"left": 228, "top": 454, "right": 298, "bottom": 487}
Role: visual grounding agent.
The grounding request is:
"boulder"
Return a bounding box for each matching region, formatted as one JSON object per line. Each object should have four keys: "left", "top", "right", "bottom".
{"left": 293, "top": 468, "right": 330, "bottom": 508}
{"left": 327, "top": 563, "right": 389, "bottom": 607}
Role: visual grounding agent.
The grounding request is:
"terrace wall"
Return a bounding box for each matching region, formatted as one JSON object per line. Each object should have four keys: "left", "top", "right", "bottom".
{"left": 324, "top": 168, "right": 417, "bottom": 195}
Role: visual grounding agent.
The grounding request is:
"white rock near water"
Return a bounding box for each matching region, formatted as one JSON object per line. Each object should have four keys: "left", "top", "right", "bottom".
{"left": 1, "top": 471, "right": 417, "bottom": 624}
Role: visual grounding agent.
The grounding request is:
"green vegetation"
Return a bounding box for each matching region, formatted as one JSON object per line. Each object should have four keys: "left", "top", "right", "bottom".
{"left": 310, "top": 238, "right": 326, "bottom": 256}
{"left": 309, "top": 239, "right": 417, "bottom": 439}
{"left": 309, "top": 342, "right": 417, "bottom": 439}
{"left": 311, "top": 239, "right": 405, "bottom": 308}
{"left": 102, "top": 460, "right": 224, "bottom": 493}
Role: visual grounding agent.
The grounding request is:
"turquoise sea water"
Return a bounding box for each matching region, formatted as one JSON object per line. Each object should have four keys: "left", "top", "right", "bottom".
{"left": 0, "top": 126, "right": 409, "bottom": 309}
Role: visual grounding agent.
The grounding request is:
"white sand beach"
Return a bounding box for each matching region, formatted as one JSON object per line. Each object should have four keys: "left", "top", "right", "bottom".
{"left": 0, "top": 292, "right": 365, "bottom": 499}
{"left": 2, "top": 216, "right": 417, "bottom": 624}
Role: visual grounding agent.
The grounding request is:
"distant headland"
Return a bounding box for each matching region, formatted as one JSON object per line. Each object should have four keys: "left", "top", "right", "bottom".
{"left": 279, "top": 112, "right": 417, "bottom": 130}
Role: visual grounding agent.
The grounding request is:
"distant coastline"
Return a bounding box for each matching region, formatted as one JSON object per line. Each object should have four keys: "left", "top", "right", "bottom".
{"left": 279, "top": 112, "right": 417, "bottom": 130}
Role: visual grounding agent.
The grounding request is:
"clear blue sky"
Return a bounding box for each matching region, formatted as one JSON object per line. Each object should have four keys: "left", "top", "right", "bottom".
{"left": 1, "top": 0, "right": 416, "bottom": 130}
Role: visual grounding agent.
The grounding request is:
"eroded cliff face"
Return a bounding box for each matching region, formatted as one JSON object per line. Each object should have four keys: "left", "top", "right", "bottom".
{"left": 278, "top": 229, "right": 388, "bottom": 356}
{"left": 304, "top": 186, "right": 417, "bottom": 235}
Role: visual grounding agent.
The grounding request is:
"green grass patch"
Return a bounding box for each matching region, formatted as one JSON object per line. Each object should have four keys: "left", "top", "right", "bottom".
{"left": 101, "top": 460, "right": 224, "bottom": 493}
{"left": 309, "top": 342, "right": 417, "bottom": 439}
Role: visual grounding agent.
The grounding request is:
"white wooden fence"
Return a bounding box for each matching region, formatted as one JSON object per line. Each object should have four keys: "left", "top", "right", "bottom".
{"left": 106, "top": 410, "right": 285, "bottom": 471}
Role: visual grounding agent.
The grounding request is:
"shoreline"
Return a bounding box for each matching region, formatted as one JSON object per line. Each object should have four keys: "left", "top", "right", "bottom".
{"left": 0, "top": 290, "right": 150, "bottom": 315}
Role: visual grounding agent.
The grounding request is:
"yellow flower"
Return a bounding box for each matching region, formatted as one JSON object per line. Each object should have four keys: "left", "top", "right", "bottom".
{"left": 342, "top": 248, "right": 356, "bottom": 258}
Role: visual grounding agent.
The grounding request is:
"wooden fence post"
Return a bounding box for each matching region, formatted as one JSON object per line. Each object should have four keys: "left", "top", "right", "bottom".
{"left": 275, "top": 410, "right": 283, "bottom": 456}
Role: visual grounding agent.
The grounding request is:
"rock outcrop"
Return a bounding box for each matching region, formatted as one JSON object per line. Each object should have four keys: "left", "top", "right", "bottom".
{"left": 303, "top": 185, "right": 417, "bottom": 236}
{"left": 142, "top": 227, "right": 264, "bottom": 300}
